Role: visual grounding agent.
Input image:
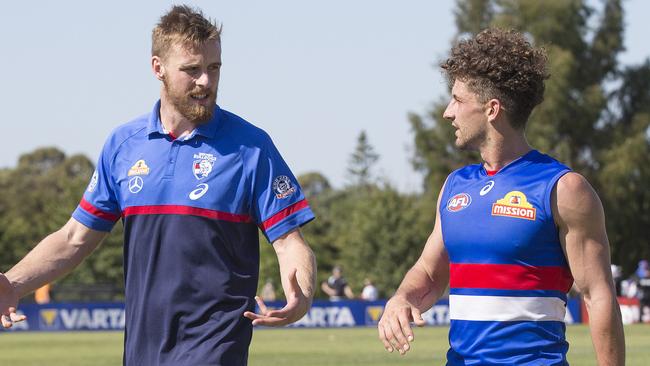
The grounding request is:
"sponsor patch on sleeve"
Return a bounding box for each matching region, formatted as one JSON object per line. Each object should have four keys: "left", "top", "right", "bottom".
{"left": 273, "top": 175, "right": 296, "bottom": 199}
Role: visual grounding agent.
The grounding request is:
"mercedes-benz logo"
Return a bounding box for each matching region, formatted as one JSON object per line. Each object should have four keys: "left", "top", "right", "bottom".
{"left": 128, "top": 176, "right": 144, "bottom": 194}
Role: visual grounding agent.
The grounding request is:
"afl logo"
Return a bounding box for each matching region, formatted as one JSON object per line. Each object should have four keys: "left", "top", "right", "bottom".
{"left": 447, "top": 193, "right": 472, "bottom": 212}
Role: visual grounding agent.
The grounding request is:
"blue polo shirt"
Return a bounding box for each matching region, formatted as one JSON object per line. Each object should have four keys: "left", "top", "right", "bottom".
{"left": 72, "top": 101, "right": 315, "bottom": 366}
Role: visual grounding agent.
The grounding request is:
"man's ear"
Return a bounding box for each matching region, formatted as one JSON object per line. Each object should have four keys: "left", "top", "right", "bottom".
{"left": 152, "top": 56, "right": 165, "bottom": 81}
{"left": 485, "top": 98, "right": 502, "bottom": 123}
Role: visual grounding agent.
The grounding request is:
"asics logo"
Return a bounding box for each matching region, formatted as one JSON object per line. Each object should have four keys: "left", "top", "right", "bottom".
{"left": 189, "top": 183, "right": 209, "bottom": 200}
{"left": 480, "top": 180, "right": 495, "bottom": 196}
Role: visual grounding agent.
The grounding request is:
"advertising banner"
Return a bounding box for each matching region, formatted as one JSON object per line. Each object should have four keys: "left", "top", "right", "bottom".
{"left": 1, "top": 303, "right": 125, "bottom": 332}
{"left": 267, "top": 298, "right": 583, "bottom": 328}
{"left": 1, "top": 298, "right": 585, "bottom": 332}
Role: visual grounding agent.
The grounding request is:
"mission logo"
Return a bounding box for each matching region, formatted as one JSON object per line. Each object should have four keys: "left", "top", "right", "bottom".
{"left": 491, "top": 191, "right": 536, "bottom": 220}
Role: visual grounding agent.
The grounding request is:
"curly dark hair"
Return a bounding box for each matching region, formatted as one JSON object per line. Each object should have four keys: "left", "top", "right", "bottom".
{"left": 441, "top": 28, "right": 549, "bottom": 129}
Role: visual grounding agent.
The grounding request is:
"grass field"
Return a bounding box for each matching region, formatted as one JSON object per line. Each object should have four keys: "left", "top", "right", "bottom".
{"left": 0, "top": 324, "right": 647, "bottom": 365}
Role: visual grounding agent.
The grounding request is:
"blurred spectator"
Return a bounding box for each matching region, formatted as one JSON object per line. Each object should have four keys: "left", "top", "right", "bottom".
{"left": 360, "top": 278, "right": 378, "bottom": 301}
{"left": 635, "top": 260, "right": 650, "bottom": 322}
{"left": 260, "top": 279, "right": 276, "bottom": 302}
{"left": 623, "top": 260, "right": 650, "bottom": 322}
{"left": 321, "top": 266, "right": 354, "bottom": 301}
{"left": 34, "top": 283, "right": 51, "bottom": 304}
{"left": 636, "top": 259, "right": 649, "bottom": 278}
{"left": 611, "top": 264, "right": 623, "bottom": 297}
{"left": 621, "top": 277, "right": 638, "bottom": 298}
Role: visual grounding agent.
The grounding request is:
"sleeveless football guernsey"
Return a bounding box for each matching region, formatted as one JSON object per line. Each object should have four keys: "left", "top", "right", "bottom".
{"left": 440, "top": 150, "right": 573, "bottom": 365}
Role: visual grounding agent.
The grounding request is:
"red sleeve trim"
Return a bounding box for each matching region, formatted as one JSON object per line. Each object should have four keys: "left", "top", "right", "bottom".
{"left": 79, "top": 197, "right": 120, "bottom": 222}
{"left": 260, "top": 199, "right": 309, "bottom": 231}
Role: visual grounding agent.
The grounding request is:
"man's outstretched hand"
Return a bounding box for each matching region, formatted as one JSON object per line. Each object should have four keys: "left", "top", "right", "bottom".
{"left": 243, "top": 269, "right": 310, "bottom": 327}
{"left": 377, "top": 295, "right": 426, "bottom": 355}
{"left": 0, "top": 273, "right": 26, "bottom": 328}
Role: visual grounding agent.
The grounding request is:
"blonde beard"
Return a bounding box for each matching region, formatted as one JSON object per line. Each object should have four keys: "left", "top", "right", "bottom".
{"left": 163, "top": 78, "right": 216, "bottom": 124}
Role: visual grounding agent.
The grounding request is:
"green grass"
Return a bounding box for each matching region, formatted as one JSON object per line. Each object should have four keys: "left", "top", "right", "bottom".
{"left": 0, "top": 324, "right": 647, "bottom": 365}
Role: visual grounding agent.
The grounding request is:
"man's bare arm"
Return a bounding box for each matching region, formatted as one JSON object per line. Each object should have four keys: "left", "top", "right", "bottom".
{"left": 243, "top": 228, "right": 316, "bottom": 326}
{"left": 377, "top": 181, "right": 450, "bottom": 355}
{"left": 1, "top": 217, "right": 108, "bottom": 327}
{"left": 554, "top": 172, "right": 625, "bottom": 366}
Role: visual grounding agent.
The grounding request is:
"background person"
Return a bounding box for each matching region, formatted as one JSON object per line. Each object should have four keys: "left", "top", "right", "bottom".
{"left": 632, "top": 259, "right": 650, "bottom": 322}
{"left": 361, "top": 278, "right": 378, "bottom": 301}
{"left": 321, "top": 265, "right": 354, "bottom": 301}
{"left": 33, "top": 283, "right": 51, "bottom": 305}
{"left": 260, "top": 279, "right": 277, "bottom": 302}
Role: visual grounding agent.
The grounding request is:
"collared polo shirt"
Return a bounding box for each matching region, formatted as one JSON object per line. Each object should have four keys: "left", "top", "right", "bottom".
{"left": 72, "top": 101, "right": 314, "bottom": 366}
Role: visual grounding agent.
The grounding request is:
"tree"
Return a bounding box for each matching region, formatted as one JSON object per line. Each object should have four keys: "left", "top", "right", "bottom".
{"left": 347, "top": 130, "right": 379, "bottom": 187}
{"left": 298, "top": 171, "right": 332, "bottom": 199}
{"left": 0, "top": 147, "right": 125, "bottom": 301}
{"left": 336, "top": 186, "right": 431, "bottom": 297}
{"left": 597, "top": 61, "right": 650, "bottom": 268}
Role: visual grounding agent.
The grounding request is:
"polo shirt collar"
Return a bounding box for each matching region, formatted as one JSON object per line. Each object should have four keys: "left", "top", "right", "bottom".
{"left": 146, "top": 100, "right": 221, "bottom": 140}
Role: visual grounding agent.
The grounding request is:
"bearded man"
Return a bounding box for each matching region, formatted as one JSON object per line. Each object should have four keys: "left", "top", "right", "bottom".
{"left": 0, "top": 5, "right": 316, "bottom": 366}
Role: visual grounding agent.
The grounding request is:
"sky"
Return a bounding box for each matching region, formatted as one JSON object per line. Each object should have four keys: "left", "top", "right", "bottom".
{"left": 1, "top": 1, "right": 648, "bottom": 192}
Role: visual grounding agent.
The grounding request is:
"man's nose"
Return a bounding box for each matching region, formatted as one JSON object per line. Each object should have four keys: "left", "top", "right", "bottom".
{"left": 443, "top": 104, "right": 454, "bottom": 121}
{"left": 196, "top": 71, "right": 210, "bottom": 87}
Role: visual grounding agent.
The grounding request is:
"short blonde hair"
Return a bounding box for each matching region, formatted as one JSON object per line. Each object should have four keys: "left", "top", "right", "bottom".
{"left": 152, "top": 5, "right": 222, "bottom": 59}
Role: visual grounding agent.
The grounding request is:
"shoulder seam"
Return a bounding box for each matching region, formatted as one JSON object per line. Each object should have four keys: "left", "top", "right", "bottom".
{"left": 543, "top": 168, "right": 572, "bottom": 224}
{"left": 108, "top": 124, "right": 149, "bottom": 166}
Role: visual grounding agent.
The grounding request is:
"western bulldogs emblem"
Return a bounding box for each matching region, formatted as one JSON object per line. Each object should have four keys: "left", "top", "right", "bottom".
{"left": 192, "top": 152, "right": 217, "bottom": 180}
{"left": 273, "top": 175, "right": 296, "bottom": 199}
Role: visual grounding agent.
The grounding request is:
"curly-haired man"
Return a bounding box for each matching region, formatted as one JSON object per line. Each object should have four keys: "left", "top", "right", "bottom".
{"left": 378, "top": 28, "right": 624, "bottom": 365}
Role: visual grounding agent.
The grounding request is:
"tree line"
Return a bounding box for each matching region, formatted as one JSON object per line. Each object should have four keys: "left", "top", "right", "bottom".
{"left": 1, "top": 0, "right": 648, "bottom": 300}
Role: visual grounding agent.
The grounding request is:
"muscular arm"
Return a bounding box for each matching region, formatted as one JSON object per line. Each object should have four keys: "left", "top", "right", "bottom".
{"left": 554, "top": 172, "right": 625, "bottom": 365}
{"left": 1, "top": 217, "right": 108, "bottom": 327}
{"left": 378, "top": 182, "right": 450, "bottom": 354}
{"left": 243, "top": 228, "right": 316, "bottom": 326}
{"left": 392, "top": 225, "right": 450, "bottom": 313}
